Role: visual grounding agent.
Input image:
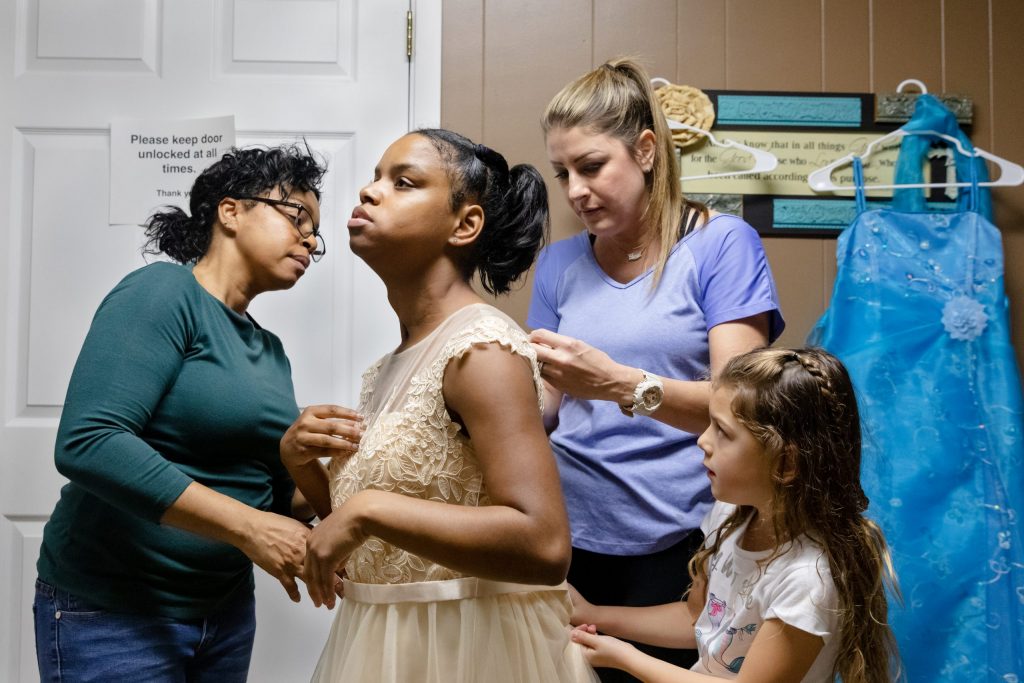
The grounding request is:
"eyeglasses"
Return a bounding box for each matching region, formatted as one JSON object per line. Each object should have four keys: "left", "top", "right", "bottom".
{"left": 235, "top": 196, "right": 326, "bottom": 262}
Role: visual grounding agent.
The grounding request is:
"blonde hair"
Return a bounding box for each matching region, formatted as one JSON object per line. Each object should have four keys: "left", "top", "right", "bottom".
{"left": 689, "top": 347, "right": 902, "bottom": 683}
{"left": 541, "top": 57, "right": 704, "bottom": 287}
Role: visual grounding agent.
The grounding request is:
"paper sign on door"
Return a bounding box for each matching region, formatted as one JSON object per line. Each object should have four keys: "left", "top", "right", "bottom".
{"left": 109, "top": 116, "right": 236, "bottom": 225}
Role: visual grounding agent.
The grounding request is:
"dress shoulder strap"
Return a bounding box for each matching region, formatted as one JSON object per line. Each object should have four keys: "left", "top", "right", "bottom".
{"left": 431, "top": 306, "right": 545, "bottom": 413}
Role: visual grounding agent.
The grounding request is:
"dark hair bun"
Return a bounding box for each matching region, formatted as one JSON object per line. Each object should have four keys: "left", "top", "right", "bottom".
{"left": 416, "top": 129, "right": 549, "bottom": 295}
{"left": 475, "top": 163, "right": 548, "bottom": 295}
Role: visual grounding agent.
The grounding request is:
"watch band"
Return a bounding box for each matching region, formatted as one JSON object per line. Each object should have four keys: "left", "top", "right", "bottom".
{"left": 619, "top": 370, "right": 664, "bottom": 417}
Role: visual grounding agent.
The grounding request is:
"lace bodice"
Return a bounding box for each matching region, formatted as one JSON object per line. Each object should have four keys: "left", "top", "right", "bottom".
{"left": 329, "top": 304, "right": 543, "bottom": 584}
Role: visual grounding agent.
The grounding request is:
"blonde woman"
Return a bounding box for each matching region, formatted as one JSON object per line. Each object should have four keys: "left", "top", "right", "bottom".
{"left": 529, "top": 59, "right": 784, "bottom": 680}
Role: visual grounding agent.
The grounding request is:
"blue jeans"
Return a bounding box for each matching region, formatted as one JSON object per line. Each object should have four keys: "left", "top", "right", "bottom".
{"left": 33, "top": 578, "right": 256, "bottom": 683}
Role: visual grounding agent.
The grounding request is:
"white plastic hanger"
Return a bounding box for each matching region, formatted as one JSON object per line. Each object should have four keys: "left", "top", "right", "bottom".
{"left": 651, "top": 77, "right": 779, "bottom": 181}
{"left": 807, "top": 80, "right": 1024, "bottom": 191}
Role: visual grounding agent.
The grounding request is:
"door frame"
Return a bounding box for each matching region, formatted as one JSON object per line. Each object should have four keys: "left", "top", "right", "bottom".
{"left": 412, "top": 0, "right": 442, "bottom": 131}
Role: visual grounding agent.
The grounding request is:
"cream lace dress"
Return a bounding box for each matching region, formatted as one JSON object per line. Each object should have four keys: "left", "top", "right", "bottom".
{"left": 311, "top": 304, "right": 597, "bottom": 683}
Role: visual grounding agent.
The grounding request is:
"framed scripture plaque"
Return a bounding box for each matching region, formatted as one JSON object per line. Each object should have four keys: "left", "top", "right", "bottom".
{"left": 679, "top": 90, "right": 970, "bottom": 237}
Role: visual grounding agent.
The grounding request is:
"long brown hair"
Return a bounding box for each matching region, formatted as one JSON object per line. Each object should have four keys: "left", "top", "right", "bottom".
{"left": 541, "top": 57, "right": 705, "bottom": 288}
{"left": 689, "top": 347, "right": 901, "bottom": 683}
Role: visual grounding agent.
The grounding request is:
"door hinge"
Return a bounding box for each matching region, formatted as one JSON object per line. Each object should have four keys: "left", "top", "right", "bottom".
{"left": 406, "top": 10, "right": 413, "bottom": 59}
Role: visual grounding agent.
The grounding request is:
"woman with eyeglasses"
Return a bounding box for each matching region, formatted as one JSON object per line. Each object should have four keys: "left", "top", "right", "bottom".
{"left": 34, "top": 144, "right": 326, "bottom": 682}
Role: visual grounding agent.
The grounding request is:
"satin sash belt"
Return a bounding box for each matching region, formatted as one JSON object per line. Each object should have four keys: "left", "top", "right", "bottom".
{"left": 342, "top": 577, "right": 568, "bottom": 605}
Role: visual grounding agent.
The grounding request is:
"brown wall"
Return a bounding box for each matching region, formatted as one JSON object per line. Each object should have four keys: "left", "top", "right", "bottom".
{"left": 440, "top": 0, "right": 1024, "bottom": 366}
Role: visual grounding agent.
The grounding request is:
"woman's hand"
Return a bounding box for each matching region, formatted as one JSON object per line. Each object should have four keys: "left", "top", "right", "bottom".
{"left": 571, "top": 626, "right": 639, "bottom": 671}
{"left": 237, "top": 509, "right": 312, "bottom": 603}
{"left": 528, "top": 329, "right": 639, "bottom": 404}
{"left": 161, "top": 482, "right": 320, "bottom": 603}
{"left": 280, "top": 404, "right": 364, "bottom": 468}
{"left": 303, "top": 492, "right": 371, "bottom": 609}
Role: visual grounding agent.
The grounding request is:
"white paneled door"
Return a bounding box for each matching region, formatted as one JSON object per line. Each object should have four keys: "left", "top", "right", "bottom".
{"left": 0, "top": 1, "right": 439, "bottom": 680}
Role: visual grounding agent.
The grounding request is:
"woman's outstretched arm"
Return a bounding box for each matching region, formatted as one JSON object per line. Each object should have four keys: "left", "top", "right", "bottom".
{"left": 571, "top": 618, "right": 823, "bottom": 683}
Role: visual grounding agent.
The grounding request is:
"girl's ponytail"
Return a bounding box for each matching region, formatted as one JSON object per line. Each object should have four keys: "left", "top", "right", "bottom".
{"left": 416, "top": 128, "right": 549, "bottom": 295}
{"left": 474, "top": 161, "right": 548, "bottom": 295}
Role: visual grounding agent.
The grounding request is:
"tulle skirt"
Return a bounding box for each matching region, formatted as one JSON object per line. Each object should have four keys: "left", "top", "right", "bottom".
{"left": 310, "top": 577, "right": 598, "bottom": 683}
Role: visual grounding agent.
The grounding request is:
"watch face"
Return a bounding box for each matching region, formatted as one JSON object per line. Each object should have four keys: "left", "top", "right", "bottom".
{"left": 641, "top": 385, "right": 662, "bottom": 408}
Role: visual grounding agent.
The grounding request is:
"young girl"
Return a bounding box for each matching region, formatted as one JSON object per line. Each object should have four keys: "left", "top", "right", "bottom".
{"left": 281, "top": 129, "right": 597, "bottom": 682}
{"left": 569, "top": 347, "right": 901, "bottom": 683}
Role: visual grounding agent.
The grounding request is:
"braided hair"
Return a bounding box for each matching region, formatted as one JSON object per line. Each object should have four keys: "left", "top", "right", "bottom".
{"left": 415, "top": 129, "right": 549, "bottom": 295}
{"left": 143, "top": 143, "right": 326, "bottom": 264}
{"left": 688, "top": 347, "right": 901, "bottom": 683}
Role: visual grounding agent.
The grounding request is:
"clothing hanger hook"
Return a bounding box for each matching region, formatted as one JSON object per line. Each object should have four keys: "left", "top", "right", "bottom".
{"left": 896, "top": 78, "right": 928, "bottom": 94}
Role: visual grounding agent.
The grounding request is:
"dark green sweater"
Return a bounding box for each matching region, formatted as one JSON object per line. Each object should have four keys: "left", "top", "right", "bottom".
{"left": 38, "top": 262, "right": 299, "bottom": 618}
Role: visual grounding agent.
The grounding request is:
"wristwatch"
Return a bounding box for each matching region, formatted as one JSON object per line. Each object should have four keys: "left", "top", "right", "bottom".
{"left": 620, "top": 370, "right": 664, "bottom": 417}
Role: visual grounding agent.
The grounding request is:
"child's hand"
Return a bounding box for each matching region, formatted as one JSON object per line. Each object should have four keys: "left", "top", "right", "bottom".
{"left": 571, "top": 626, "right": 637, "bottom": 670}
{"left": 567, "top": 583, "right": 595, "bottom": 625}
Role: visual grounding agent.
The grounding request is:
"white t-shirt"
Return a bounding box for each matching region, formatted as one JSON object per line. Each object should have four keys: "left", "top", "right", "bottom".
{"left": 691, "top": 502, "right": 840, "bottom": 682}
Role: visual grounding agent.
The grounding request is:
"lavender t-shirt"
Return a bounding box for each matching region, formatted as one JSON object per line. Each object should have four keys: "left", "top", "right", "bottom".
{"left": 527, "top": 215, "right": 784, "bottom": 555}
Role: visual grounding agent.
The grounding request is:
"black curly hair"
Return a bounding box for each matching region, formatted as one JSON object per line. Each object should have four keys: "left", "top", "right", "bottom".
{"left": 143, "top": 143, "right": 327, "bottom": 264}
{"left": 415, "top": 129, "right": 549, "bottom": 295}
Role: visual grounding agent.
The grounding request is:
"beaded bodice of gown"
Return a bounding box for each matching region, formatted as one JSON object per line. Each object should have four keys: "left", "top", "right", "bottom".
{"left": 328, "top": 304, "right": 543, "bottom": 585}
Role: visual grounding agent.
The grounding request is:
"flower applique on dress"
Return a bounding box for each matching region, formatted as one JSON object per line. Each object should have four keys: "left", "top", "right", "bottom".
{"left": 941, "top": 295, "right": 988, "bottom": 341}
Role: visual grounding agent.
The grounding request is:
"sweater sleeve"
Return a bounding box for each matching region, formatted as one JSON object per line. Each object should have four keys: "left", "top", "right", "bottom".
{"left": 269, "top": 346, "right": 297, "bottom": 517}
{"left": 54, "top": 265, "right": 196, "bottom": 522}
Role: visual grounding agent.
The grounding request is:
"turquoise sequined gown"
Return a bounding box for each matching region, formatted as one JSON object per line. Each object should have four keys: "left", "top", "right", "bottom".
{"left": 810, "top": 95, "right": 1023, "bottom": 682}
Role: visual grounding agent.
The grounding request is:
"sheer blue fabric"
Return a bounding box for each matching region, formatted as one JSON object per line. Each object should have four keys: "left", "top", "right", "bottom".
{"left": 809, "top": 95, "right": 1024, "bottom": 682}
{"left": 890, "top": 93, "right": 993, "bottom": 220}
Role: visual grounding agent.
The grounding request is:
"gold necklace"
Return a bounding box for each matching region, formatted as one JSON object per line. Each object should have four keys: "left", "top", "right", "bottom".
{"left": 611, "top": 236, "right": 651, "bottom": 262}
{"left": 593, "top": 233, "right": 653, "bottom": 264}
